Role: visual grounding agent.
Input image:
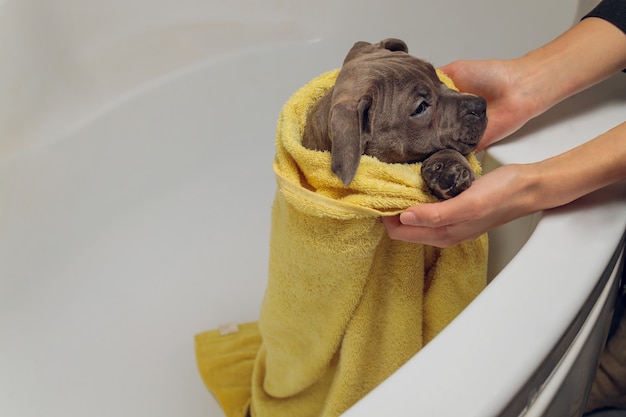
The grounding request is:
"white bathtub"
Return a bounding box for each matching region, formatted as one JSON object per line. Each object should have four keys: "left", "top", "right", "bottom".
{"left": 1, "top": 1, "right": 625, "bottom": 416}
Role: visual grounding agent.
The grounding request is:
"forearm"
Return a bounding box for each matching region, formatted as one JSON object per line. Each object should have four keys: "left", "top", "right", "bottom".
{"left": 514, "top": 17, "right": 626, "bottom": 119}
{"left": 383, "top": 122, "right": 626, "bottom": 248}
{"left": 525, "top": 121, "right": 626, "bottom": 211}
{"left": 384, "top": 5, "right": 626, "bottom": 248}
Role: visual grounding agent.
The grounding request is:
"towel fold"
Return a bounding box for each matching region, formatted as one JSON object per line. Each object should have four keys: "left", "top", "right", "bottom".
{"left": 195, "top": 322, "right": 261, "bottom": 417}
{"left": 196, "top": 69, "right": 488, "bottom": 417}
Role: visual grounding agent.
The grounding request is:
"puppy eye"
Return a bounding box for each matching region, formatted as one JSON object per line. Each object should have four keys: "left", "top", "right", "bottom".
{"left": 411, "top": 99, "right": 430, "bottom": 117}
{"left": 434, "top": 162, "right": 444, "bottom": 171}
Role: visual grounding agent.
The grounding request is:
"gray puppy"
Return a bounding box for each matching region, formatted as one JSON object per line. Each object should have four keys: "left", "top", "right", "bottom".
{"left": 301, "top": 38, "right": 487, "bottom": 199}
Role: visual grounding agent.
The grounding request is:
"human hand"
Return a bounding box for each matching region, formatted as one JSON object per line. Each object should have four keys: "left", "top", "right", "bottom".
{"left": 439, "top": 59, "right": 540, "bottom": 151}
{"left": 382, "top": 164, "right": 537, "bottom": 247}
{"left": 394, "top": 17, "right": 626, "bottom": 247}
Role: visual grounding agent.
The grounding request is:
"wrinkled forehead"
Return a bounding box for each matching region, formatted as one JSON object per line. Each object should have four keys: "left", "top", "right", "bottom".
{"left": 335, "top": 51, "right": 442, "bottom": 97}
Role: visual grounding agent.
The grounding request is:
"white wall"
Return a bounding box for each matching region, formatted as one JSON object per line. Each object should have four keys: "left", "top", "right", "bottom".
{"left": 0, "top": 0, "right": 587, "bottom": 156}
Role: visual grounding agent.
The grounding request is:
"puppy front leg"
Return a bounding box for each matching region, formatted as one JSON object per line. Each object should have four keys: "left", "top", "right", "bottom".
{"left": 421, "top": 149, "right": 476, "bottom": 200}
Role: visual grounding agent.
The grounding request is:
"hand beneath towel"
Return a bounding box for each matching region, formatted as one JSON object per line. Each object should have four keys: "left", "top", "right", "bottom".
{"left": 383, "top": 16, "right": 626, "bottom": 248}
{"left": 383, "top": 163, "right": 535, "bottom": 246}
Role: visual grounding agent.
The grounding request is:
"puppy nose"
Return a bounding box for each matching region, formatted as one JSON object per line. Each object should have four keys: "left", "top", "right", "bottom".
{"left": 461, "top": 96, "right": 487, "bottom": 118}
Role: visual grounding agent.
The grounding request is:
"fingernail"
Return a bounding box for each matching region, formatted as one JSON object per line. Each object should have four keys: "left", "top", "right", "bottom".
{"left": 399, "top": 212, "right": 416, "bottom": 225}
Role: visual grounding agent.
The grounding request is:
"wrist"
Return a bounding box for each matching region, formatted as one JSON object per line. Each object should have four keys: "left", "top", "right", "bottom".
{"left": 528, "top": 156, "right": 589, "bottom": 211}
{"left": 514, "top": 17, "right": 626, "bottom": 118}
{"left": 512, "top": 162, "right": 548, "bottom": 213}
{"left": 509, "top": 52, "right": 564, "bottom": 121}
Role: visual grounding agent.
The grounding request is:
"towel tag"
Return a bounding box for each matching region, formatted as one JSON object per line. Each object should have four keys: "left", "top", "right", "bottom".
{"left": 218, "top": 322, "right": 240, "bottom": 336}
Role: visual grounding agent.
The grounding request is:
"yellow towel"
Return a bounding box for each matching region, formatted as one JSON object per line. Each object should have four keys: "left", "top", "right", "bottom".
{"left": 195, "top": 69, "right": 488, "bottom": 417}
{"left": 195, "top": 322, "right": 261, "bottom": 417}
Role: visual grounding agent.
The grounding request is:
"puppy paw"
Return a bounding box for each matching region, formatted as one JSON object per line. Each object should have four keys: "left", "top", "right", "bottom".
{"left": 421, "top": 150, "right": 476, "bottom": 200}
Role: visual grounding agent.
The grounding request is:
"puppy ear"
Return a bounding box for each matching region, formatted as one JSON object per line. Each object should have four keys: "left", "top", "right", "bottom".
{"left": 343, "top": 41, "right": 373, "bottom": 64}
{"left": 330, "top": 97, "right": 372, "bottom": 186}
{"left": 343, "top": 39, "right": 408, "bottom": 64}
{"left": 378, "top": 38, "right": 408, "bottom": 53}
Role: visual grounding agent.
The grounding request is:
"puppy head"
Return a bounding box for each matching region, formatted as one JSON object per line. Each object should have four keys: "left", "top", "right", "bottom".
{"left": 328, "top": 38, "right": 487, "bottom": 186}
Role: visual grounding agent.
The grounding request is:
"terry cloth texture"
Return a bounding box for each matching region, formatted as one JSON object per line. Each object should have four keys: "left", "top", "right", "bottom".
{"left": 195, "top": 69, "right": 488, "bottom": 417}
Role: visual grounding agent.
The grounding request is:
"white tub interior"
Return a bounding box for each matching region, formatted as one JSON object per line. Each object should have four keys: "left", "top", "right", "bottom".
{"left": 2, "top": 1, "right": 626, "bottom": 416}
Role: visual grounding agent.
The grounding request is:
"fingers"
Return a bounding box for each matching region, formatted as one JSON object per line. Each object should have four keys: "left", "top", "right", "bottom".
{"left": 400, "top": 195, "right": 471, "bottom": 227}
{"left": 438, "top": 61, "right": 459, "bottom": 78}
{"left": 380, "top": 177, "right": 491, "bottom": 247}
{"left": 382, "top": 165, "right": 530, "bottom": 247}
{"left": 438, "top": 61, "right": 472, "bottom": 92}
{"left": 476, "top": 129, "right": 500, "bottom": 152}
{"left": 381, "top": 198, "right": 470, "bottom": 247}
{"left": 381, "top": 215, "right": 464, "bottom": 248}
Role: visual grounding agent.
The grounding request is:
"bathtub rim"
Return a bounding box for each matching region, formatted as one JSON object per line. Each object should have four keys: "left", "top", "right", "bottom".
{"left": 342, "top": 149, "right": 626, "bottom": 417}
